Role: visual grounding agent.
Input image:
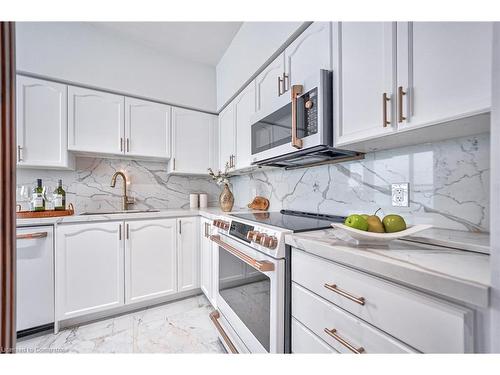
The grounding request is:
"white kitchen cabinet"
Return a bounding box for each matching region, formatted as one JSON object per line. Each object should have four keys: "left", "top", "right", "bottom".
{"left": 56, "top": 222, "right": 124, "bottom": 320}
{"left": 170, "top": 107, "right": 217, "bottom": 174}
{"left": 124, "top": 219, "right": 177, "bottom": 305}
{"left": 397, "top": 22, "right": 492, "bottom": 131}
{"left": 219, "top": 81, "right": 256, "bottom": 172}
{"left": 177, "top": 217, "right": 200, "bottom": 292}
{"left": 68, "top": 86, "right": 125, "bottom": 155}
{"left": 16, "top": 76, "right": 73, "bottom": 169}
{"left": 234, "top": 82, "right": 256, "bottom": 170}
{"left": 124, "top": 97, "right": 171, "bottom": 159}
{"left": 218, "top": 104, "right": 236, "bottom": 171}
{"left": 333, "top": 21, "right": 492, "bottom": 152}
{"left": 333, "top": 22, "right": 397, "bottom": 147}
{"left": 200, "top": 218, "right": 217, "bottom": 306}
{"left": 255, "top": 53, "right": 288, "bottom": 115}
{"left": 284, "top": 22, "right": 332, "bottom": 92}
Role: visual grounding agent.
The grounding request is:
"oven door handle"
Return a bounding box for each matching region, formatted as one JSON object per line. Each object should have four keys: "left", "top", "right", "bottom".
{"left": 210, "top": 235, "right": 274, "bottom": 272}
{"left": 291, "top": 84, "right": 304, "bottom": 149}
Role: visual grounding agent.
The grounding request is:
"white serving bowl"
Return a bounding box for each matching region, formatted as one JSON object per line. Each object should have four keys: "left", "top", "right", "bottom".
{"left": 331, "top": 223, "right": 432, "bottom": 245}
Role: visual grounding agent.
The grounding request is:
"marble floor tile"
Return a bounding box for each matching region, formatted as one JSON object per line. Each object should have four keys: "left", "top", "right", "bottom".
{"left": 17, "top": 295, "right": 226, "bottom": 354}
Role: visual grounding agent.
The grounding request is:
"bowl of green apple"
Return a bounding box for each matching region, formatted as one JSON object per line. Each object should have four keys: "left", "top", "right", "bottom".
{"left": 331, "top": 209, "right": 431, "bottom": 245}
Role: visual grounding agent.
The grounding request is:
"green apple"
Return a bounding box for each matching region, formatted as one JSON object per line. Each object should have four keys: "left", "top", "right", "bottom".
{"left": 344, "top": 214, "right": 369, "bottom": 231}
{"left": 382, "top": 214, "right": 407, "bottom": 233}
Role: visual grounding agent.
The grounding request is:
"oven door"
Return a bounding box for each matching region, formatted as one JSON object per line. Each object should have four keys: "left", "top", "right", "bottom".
{"left": 212, "top": 233, "right": 284, "bottom": 353}
{"left": 250, "top": 69, "right": 332, "bottom": 163}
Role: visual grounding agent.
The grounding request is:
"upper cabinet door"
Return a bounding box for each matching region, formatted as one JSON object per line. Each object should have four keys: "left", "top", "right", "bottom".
{"left": 333, "top": 22, "right": 396, "bottom": 147}
{"left": 125, "top": 219, "right": 177, "bottom": 305}
{"left": 218, "top": 104, "right": 236, "bottom": 171}
{"left": 234, "top": 82, "right": 256, "bottom": 170}
{"left": 255, "top": 53, "right": 288, "bottom": 114}
{"left": 397, "top": 22, "right": 492, "bottom": 130}
{"left": 125, "top": 98, "right": 171, "bottom": 159}
{"left": 16, "top": 76, "right": 71, "bottom": 169}
{"left": 285, "top": 22, "right": 332, "bottom": 91}
{"left": 68, "top": 86, "right": 124, "bottom": 155}
{"left": 171, "top": 107, "right": 216, "bottom": 174}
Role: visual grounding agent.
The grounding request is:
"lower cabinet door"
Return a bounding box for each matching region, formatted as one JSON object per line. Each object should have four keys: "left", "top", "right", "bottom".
{"left": 125, "top": 219, "right": 177, "bottom": 304}
{"left": 200, "top": 218, "right": 213, "bottom": 303}
{"left": 178, "top": 217, "right": 200, "bottom": 292}
{"left": 56, "top": 222, "right": 124, "bottom": 320}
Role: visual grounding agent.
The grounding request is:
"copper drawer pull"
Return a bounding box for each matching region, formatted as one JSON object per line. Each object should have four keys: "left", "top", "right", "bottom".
{"left": 382, "top": 92, "right": 390, "bottom": 127}
{"left": 398, "top": 86, "right": 407, "bottom": 123}
{"left": 16, "top": 232, "right": 48, "bottom": 240}
{"left": 210, "top": 235, "right": 274, "bottom": 272}
{"left": 324, "top": 328, "right": 365, "bottom": 354}
{"left": 324, "top": 283, "right": 365, "bottom": 305}
{"left": 210, "top": 311, "right": 238, "bottom": 354}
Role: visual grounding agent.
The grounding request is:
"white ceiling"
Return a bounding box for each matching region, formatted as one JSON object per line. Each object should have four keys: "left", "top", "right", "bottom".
{"left": 89, "top": 22, "right": 242, "bottom": 66}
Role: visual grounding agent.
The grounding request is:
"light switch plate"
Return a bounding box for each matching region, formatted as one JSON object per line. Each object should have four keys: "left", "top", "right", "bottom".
{"left": 391, "top": 183, "right": 410, "bottom": 207}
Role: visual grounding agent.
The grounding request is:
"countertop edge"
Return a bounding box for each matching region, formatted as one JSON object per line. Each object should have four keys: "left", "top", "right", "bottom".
{"left": 285, "top": 233, "right": 490, "bottom": 309}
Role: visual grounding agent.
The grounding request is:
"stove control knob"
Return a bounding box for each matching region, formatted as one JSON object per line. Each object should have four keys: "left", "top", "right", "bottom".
{"left": 260, "top": 235, "right": 278, "bottom": 249}
{"left": 247, "top": 231, "right": 264, "bottom": 243}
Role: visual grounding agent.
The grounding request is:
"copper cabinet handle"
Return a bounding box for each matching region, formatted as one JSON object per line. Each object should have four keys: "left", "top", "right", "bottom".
{"left": 16, "top": 232, "right": 48, "bottom": 240}
{"left": 210, "top": 235, "right": 274, "bottom": 272}
{"left": 324, "top": 328, "right": 365, "bottom": 354}
{"left": 382, "top": 93, "right": 390, "bottom": 127}
{"left": 398, "top": 86, "right": 407, "bottom": 123}
{"left": 324, "top": 283, "right": 365, "bottom": 305}
{"left": 291, "top": 84, "right": 304, "bottom": 149}
{"left": 17, "top": 145, "right": 23, "bottom": 162}
{"left": 210, "top": 311, "right": 238, "bottom": 354}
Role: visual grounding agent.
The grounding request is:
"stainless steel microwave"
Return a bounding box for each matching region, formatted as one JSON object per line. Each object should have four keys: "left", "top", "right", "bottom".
{"left": 250, "top": 70, "right": 361, "bottom": 169}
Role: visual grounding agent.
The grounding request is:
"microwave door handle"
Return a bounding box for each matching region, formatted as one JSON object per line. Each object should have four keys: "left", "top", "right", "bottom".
{"left": 291, "top": 84, "right": 304, "bottom": 149}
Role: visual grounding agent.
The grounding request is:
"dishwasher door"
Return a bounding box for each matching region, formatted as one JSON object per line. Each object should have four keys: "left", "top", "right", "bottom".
{"left": 16, "top": 226, "right": 54, "bottom": 333}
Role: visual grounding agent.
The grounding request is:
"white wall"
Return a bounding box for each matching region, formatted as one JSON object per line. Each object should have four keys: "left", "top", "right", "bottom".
{"left": 216, "top": 22, "right": 305, "bottom": 110}
{"left": 490, "top": 22, "right": 500, "bottom": 353}
{"left": 16, "top": 22, "right": 217, "bottom": 112}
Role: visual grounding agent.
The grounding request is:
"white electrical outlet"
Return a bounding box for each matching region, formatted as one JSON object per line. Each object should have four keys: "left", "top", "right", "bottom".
{"left": 391, "top": 183, "right": 410, "bottom": 207}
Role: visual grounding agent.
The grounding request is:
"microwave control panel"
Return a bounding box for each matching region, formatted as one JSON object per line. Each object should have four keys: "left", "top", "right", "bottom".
{"left": 300, "top": 88, "right": 318, "bottom": 137}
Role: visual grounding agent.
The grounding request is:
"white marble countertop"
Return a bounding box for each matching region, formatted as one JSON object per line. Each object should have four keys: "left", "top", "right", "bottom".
{"left": 402, "top": 227, "right": 490, "bottom": 254}
{"left": 285, "top": 228, "right": 490, "bottom": 308}
{"left": 16, "top": 207, "right": 240, "bottom": 227}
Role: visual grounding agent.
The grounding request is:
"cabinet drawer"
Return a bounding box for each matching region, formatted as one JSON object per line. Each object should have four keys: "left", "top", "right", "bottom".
{"left": 292, "top": 249, "right": 473, "bottom": 353}
{"left": 292, "top": 283, "right": 415, "bottom": 353}
{"left": 292, "top": 317, "right": 337, "bottom": 354}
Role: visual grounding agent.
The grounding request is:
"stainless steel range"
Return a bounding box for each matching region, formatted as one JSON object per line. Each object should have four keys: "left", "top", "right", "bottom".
{"left": 209, "top": 210, "right": 345, "bottom": 353}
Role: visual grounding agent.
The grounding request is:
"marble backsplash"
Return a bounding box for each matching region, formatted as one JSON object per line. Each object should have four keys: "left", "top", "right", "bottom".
{"left": 17, "top": 158, "right": 221, "bottom": 213}
{"left": 231, "top": 133, "right": 490, "bottom": 232}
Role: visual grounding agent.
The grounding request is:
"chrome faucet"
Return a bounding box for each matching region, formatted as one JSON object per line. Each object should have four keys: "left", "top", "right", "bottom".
{"left": 110, "top": 171, "right": 135, "bottom": 211}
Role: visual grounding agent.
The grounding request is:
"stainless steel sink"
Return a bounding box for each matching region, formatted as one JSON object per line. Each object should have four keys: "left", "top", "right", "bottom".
{"left": 80, "top": 209, "right": 160, "bottom": 216}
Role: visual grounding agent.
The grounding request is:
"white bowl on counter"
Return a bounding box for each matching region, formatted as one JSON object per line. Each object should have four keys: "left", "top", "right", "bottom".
{"left": 331, "top": 223, "right": 433, "bottom": 245}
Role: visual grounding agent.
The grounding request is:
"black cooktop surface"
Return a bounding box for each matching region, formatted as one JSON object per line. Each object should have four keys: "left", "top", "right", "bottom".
{"left": 230, "top": 210, "right": 346, "bottom": 233}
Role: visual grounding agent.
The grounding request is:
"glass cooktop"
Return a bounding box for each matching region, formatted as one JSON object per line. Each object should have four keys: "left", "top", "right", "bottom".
{"left": 230, "top": 210, "right": 346, "bottom": 233}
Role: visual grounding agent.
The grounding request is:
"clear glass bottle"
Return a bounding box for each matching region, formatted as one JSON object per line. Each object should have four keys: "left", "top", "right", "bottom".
{"left": 31, "top": 179, "right": 45, "bottom": 211}
{"left": 53, "top": 179, "right": 66, "bottom": 211}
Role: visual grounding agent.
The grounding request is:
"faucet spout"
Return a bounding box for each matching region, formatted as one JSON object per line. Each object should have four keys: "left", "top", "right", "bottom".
{"left": 110, "top": 171, "right": 134, "bottom": 211}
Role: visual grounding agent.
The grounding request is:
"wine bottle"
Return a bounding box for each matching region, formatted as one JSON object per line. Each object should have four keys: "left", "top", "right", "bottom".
{"left": 53, "top": 179, "right": 66, "bottom": 211}
{"left": 31, "top": 179, "right": 45, "bottom": 212}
